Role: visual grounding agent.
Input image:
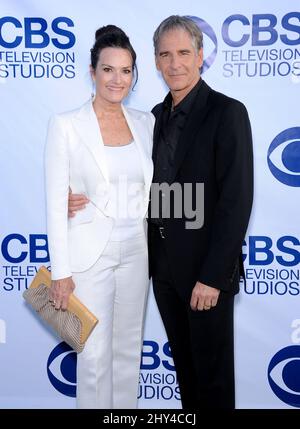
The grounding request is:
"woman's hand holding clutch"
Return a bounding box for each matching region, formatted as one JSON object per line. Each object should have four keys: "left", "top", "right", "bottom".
{"left": 49, "top": 277, "right": 76, "bottom": 310}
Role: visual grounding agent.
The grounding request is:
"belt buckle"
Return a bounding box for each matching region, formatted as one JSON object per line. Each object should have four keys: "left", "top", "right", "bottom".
{"left": 159, "top": 226, "right": 165, "bottom": 239}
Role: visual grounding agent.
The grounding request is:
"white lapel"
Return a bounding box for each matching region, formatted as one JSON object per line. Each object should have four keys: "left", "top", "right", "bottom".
{"left": 71, "top": 100, "right": 153, "bottom": 205}
{"left": 122, "top": 105, "right": 153, "bottom": 195}
{"left": 72, "top": 99, "right": 109, "bottom": 184}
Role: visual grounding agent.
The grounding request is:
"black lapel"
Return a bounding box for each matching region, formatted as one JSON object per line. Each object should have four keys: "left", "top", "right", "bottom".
{"left": 169, "top": 80, "right": 211, "bottom": 183}
{"left": 152, "top": 93, "right": 171, "bottom": 162}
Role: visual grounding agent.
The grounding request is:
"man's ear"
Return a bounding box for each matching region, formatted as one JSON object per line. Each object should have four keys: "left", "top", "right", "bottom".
{"left": 155, "top": 56, "right": 161, "bottom": 72}
{"left": 197, "top": 48, "right": 203, "bottom": 69}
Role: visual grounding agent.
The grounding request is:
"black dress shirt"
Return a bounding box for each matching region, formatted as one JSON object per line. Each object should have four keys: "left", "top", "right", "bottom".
{"left": 150, "top": 78, "right": 203, "bottom": 225}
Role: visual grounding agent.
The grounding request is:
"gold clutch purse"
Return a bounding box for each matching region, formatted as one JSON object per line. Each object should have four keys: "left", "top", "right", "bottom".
{"left": 23, "top": 266, "right": 98, "bottom": 353}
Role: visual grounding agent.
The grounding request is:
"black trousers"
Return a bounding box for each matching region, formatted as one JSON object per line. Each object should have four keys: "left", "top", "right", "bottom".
{"left": 149, "top": 225, "right": 235, "bottom": 409}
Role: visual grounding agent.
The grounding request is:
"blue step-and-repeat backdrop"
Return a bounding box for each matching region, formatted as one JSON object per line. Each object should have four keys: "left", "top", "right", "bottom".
{"left": 0, "top": 0, "right": 299, "bottom": 409}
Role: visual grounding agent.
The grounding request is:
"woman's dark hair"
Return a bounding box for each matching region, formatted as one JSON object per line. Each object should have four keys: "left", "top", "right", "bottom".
{"left": 90, "top": 25, "right": 138, "bottom": 88}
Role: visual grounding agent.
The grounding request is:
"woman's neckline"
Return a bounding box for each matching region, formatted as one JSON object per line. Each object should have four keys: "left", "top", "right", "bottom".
{"left": 104, "top": 140, "right": 134, "bottom": 148}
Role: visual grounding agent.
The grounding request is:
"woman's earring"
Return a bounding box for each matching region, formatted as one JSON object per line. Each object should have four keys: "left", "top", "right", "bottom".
{"left": 91, "top": 79, "right": 95, "bottom": 99}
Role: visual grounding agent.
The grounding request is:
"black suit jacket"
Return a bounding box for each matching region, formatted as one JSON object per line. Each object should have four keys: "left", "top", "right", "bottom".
{"left": 149, "top": 80, "right": 253, "bottom": 299}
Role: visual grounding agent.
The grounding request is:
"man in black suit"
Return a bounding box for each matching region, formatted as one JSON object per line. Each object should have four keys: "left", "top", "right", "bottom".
{"left": 147, "top": 15, "right": 253, "bottom": 409}
{"left": 68, "top": 15, "right": 253, "bottom": 409}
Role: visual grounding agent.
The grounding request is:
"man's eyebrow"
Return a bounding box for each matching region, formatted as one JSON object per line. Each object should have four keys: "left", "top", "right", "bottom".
{"left": 158, "top": 48, "right": 192, "bottom": 56}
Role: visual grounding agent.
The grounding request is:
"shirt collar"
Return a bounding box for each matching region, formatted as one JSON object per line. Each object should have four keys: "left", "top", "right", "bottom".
{"left": 163, "top": 77, "right": 203, "bottom": 115}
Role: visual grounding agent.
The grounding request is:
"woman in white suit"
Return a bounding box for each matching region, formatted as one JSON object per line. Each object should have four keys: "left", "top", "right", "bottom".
{"left": 45, "top": 25, "right": 154, "bottom": 409}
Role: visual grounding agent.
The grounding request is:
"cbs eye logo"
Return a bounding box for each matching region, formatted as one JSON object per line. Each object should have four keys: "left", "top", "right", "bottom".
{"left": 268, "top": 345, "right": 300, "bottom": 407}
{"left": 186, "top": 16, "right": 218, "bottom": 73}
{"left": 267, "top": 127, "right": 300, "bottom": 187}
{"left": 47, "top": 342, "right": 77, "bottom": 397}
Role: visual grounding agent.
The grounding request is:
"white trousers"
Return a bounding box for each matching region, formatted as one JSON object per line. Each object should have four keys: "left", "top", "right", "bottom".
{"left": 73, "top": 234, "right": 149, "bottom": 409}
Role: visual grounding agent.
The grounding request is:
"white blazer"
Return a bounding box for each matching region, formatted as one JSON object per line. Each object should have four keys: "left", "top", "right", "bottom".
{"left": 45, "top": 99, "right": 154, "bottom": 280}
